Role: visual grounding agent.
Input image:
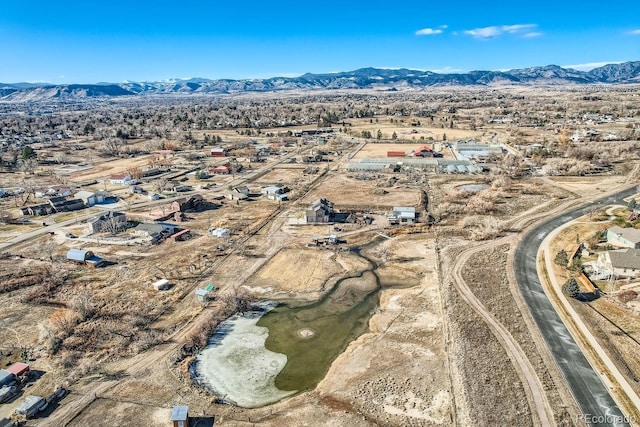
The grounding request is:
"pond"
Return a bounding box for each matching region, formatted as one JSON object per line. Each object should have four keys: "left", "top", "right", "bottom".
{"left": 193, "top": 248, "right": 394, "bottom": 408}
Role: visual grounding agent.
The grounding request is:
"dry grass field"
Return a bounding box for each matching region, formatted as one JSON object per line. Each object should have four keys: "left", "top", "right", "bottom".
{"left": 246, "top": 248, "right": 345, "bottom": 293}
{"left": 300, "top": 174, "right": 422, "bottom": 210}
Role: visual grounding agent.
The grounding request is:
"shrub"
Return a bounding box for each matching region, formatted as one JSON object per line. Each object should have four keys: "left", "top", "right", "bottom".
{"left": 563, "top": 278, "right": 580, "bottom": 298}
{"left": 554, "top": 250, "right": 569, "bottom": 267}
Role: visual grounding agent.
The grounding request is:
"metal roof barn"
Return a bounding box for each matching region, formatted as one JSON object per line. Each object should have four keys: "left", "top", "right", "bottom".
{"left": 15, "top": 395, "right": 44, "bottom": 418}
{"left": 0, "top": 370, "right": 13, "bottom": 387}
{"left": 66, "top": 248, "right": 90, "bottom": 261}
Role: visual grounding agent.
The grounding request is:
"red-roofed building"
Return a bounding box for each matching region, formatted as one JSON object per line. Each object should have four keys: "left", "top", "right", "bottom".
{"left": 6, "top": 362, "right": 30, "bottom": 376}
{"left": 415, "top": 145, "right": 434, "bottom": 157}
{"left": 387, "top": 151, "right": 405, "bottom": 157}
{"left": 109, "top": 174, "right": 132, "bottom": 185}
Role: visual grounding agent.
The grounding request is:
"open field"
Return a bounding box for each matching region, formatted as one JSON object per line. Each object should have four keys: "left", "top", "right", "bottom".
{"left": 299, "top": 174, "right": 423, "bottom": 210}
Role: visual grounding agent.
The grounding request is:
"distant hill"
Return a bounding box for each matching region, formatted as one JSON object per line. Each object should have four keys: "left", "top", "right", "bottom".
{"left": 1, "top": 61, "right": 639, "bottom": 101}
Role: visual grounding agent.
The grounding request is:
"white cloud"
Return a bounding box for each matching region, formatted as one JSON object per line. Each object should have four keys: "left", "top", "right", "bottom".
{"left": 562, "top": 61, "right": 624, "bottom": 71}
{"left": 627, "top": 29, "right": 640, "bottom": 35}
{"left": 464, "top": 24, "right": 540, "bottom": 39}
{"left": 502, "top": 24, "right": 536, "bottom": 33}
{"left": 416, "top": 27, "right": 443, "bottom": 36}
{"left": 464, "top": 26, "right": 502, "bottom": 39}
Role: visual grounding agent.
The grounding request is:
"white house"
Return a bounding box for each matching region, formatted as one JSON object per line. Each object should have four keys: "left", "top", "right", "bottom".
{"left": 109, "top": 174, "right": 132, "bottom": 185}
{"left": 597, "top": 248, "right": 640, "bottom": 279}
{"left": 261, "top": 185, "right": 289, "bottom": 201}
{"left": 388, "top": 207, "right": 417, "bottom": 225}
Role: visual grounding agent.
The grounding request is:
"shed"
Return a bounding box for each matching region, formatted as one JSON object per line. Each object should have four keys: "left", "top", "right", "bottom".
{"left": 6, "top": 363, "right": 29, "bottom": 377}
{"left": 0, "top": 370, "right": 14, "bottom": 387}
{"left": 152, "top": 279, "right": 170, "bottom": 290}
{"left": 171, "top": 405, "right": 189, "bottom": 427}
{"left": 195, "top": 288, "right": 209, "bottom": 303}
{"left": 209, "top": 228, "right": 230, "bottom": 238}
{"left": 172, "top": 229, "right": 191, "bottom": 241}
{"left": 67, "top": 248, "right": 92, "bottom": 262}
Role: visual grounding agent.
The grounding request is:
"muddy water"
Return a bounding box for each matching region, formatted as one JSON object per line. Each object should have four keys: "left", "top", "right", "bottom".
{"left": 257, "top": 267, "right": 380, "bottom": 391}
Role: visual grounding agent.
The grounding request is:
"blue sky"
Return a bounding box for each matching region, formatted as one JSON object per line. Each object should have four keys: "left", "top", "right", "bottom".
{"left": 1, "top": 0, "right": 639, "bottom": 83}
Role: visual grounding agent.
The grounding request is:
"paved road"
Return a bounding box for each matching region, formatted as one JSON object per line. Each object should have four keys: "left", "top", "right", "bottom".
{"left": 514, "top": 187, "right": 638, "bottom": 427}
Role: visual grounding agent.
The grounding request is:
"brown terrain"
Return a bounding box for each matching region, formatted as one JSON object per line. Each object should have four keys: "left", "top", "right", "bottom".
{"left": 0, "top": 87, "right": 639, "bottom": 426}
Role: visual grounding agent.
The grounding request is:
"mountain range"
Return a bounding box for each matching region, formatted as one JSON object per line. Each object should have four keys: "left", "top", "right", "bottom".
{"left": 1, "top": 61, "right": 639, "bottom": 101}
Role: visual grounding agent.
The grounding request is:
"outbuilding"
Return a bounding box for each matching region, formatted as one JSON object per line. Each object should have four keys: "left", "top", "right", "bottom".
{"left": 0, "top": 370, "right": 14, "bottom": 387}
{"left": 152, "top": 279, "right": 170, "bottom": 290}
{"left": 171, "top": 405, "right": 189, "bottom": 427}
{"left": 15, "top": 395, "right": 44, "bottom": 419}
{"left": 66, "top": 248, "right": 105, "bottom": 268}
{"left": 195, "top": 288, "right": 209, "bottom": 303}
{"left": 6, "top": 363, "right": 30, "bottom": 377}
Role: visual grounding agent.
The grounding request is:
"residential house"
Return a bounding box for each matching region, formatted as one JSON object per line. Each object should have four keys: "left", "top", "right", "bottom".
{"left": 171, "top": 195, "right": 211, "bottom": 212}
{"left": 21, "top": 203, "right": 55, "bottom": 216}
{"left": 305, "top": 198, "right": 334, "bottom": 223}
{"left": 171, "top": 406, "right": 189, "bottom": 427}
{"left": 210, "top": 164, "right": 231, "bottom": 175}
{"left": 48, "top": 196, "right": 84, "bottom": 212}
{"left": 261, "top": 185, "right": 289, "bottom": 201}
{"left": 210, "top": 147, "right": 226, "bottom": 157}
{"left": 66, "top": 248, "right": 105, "bottom": 267}
{"left": 109, "top": 174, "right": 131, "bottom": 185}
{"left": 75, "top": 190, "right": 107, "bottom": 206}
{"left": 597, "top": 248, "right": 640, "bottom": 278}
{"left": 134, "top": 222, "right": 177, "bottom": 242}
{"left": 233, "top": 186, "right": 251, "bottom": 196}
{"left": 35, "top": 185, "right": 73, "bottom": 198}
{"left": 606, "top": 226, "right": 640, "bottom": 249}
{"left": 388, "top": 207, "right": 417, "bottom": 225}
{"left": 227, "top": 189, "right": 248, "bottom": 201}
{"left": 90, "top": 211, "right": 127, "bottom": 233}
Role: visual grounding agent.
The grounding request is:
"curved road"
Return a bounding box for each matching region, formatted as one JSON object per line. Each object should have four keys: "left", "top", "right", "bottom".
{"left": 514, "top": 186, "right": 638, "bottom": 427}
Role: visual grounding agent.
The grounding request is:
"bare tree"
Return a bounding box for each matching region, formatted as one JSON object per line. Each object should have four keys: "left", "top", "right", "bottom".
{"left": 100, "top": 215, "right": 126, "bottom": 235}
{"left": 19, "top": 158, "right": 38, "bottom": 174}
{"left": 101, "top": 137, "right": 124, "bottom": 157}
{"left": 152, "top": 177, "right": 169, "bottom": 193}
